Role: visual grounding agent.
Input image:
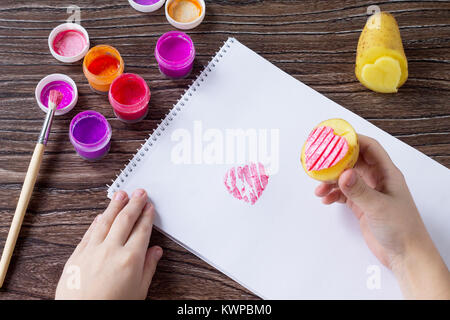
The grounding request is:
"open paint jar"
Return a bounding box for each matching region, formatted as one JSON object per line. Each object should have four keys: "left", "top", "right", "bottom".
{"left": 128, "top": 0, "right": 166, "bottom": 12}
{"left": 109, "top": 73, "right": 151, "bottom": 123}
{"left": 83, "top": 45, "right": 124, "bottom": 94}
{"left": 165, "top": 0, "right": 205, "bottom": 30}
{"left": 35, "top": 74, "right": 78, "bottom": 115}
{"left": 70, "top": 111, "right": 112, "bottom": 161}
{"left": 48, "top": 23, "right": 90, "bottom": 63}
{"left": 155, "top": 31, "right": 195, "bottom": 79}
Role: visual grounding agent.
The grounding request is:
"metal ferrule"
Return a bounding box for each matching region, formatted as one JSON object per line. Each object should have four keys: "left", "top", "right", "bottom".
{"left": 37, "top": 107, "right": 56, "bottom": 145}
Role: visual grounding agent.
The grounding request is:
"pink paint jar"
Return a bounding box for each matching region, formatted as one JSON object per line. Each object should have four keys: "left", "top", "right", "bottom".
{"left": 48, "top": 23, "right": 90, "bottom": 63}
{"left": 109, "top": 73, "right": 151, "bottom": 123}
{"left": 155, "top": 31, "right": 195, "bottom": 79}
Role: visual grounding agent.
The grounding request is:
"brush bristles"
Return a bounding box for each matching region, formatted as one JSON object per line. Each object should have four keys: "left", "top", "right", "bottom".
{"left": 48, "top": 90, "right": 63, "bottom": 110}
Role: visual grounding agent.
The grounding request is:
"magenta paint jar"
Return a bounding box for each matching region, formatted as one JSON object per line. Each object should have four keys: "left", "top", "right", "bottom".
{"left": 155, "top": 31, "right": 195, "bottom": 79}
{"left": 69, "top": 111, "right": 112, "bottom": 161}
{"left": 109, "top": 73, "right": 151, "bottom": 123}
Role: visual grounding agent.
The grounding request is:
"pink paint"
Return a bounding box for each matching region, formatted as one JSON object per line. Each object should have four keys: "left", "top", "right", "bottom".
{"left": 109, "top": 73, "right": 150, "bottom": 123}
{"left": 304, "top": 126, "right": 349, "bottom": 171}
{"left": 40, "top": 80, "right": 74, "bottom": 110}
{"left": 53, "top": 29, "right": 87, "bottom": 57}
{"left": 224, "top": 162, "right": 269, "bottom": 205}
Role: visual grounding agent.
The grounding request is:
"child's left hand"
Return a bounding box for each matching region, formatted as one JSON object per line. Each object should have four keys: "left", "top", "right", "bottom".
{"left": 55, "top": 189, "right": 162, "bottom": 300}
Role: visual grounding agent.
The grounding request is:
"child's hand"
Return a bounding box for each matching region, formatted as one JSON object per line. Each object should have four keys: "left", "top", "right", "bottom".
{"left": 315, "top": 135, "right": 450, "bottom": 299}
{"left": 315, "top": 135, "right": 423, "bottom": 267}
{"left": 55, "top": 189, "right": 162, "bottom": 300}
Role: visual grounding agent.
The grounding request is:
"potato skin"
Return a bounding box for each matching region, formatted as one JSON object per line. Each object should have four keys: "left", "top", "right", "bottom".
{"left": 355, "top": 12, "right": 408, "bottom": 92}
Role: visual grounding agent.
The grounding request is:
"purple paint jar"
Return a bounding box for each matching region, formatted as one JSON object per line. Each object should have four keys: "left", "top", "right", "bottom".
{"left": 69, "top": 111, "right": 112, "bottom": 161}
{"left": 155, "top": 31, "right": 195, "bottom": 79}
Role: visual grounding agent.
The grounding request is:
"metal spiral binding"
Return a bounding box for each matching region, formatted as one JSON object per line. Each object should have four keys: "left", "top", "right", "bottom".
{"left": 107, "top": 38, "right": 236, "bottom": 197}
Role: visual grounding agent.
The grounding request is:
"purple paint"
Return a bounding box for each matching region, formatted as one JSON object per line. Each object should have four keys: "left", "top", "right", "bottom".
{"left": 40, "top": 80, "right": 74, "bottom": 110}
{"left": 133, "top": 0, "right": 160, "bottom": 4}
{"left": 155, "top": 31, "right": 195, "bottom": 78}
{"left": 69, "top": 111, "right": 112, "bottom": 161}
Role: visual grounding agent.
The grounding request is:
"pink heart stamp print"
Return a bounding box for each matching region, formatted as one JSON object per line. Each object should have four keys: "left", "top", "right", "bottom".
{"left": 224, "top": 162, "right": 269, "bottom": 205}
{"left": 304, "top": 126, "right": 349, "bottom": 171}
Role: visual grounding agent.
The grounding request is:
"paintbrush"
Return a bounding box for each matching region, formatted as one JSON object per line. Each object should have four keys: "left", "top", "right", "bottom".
{"left": 0, "top": 90, "right": 63, "bottom": 288}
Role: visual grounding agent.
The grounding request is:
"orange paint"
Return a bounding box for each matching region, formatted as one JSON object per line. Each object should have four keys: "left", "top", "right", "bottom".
{"left": 83, "top": 45, "right": 124, "bottom": 93}
{"left": 88, "top": 55, "right": 120, "bottom": 76}
{"left": 168, "top": 0, "right": 202, "bottom": 23}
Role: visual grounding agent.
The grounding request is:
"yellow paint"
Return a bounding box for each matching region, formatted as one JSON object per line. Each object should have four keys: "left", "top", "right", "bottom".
{"left": 168, "top": 0, "right": 202, "bottom": 23}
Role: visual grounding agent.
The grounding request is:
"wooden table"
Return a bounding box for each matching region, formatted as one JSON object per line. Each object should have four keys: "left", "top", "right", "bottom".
{"left": 0, "top": 0, "right": 448, "bottom": 300}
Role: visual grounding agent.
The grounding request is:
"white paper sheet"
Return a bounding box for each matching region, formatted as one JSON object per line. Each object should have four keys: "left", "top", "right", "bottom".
{"left": 108, "top": 38, "right": 450, "bottom": 299}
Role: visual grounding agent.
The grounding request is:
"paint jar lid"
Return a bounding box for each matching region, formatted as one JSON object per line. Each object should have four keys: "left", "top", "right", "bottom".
{"left": 165, "top": 0, "right": 205, "bottom": 30}
{"left": 128, "top": 0, "right": 166, "bottom": 12}
{"left": 48, "top": 23, "right": 90, "bottom": 63}
{"left": 35, "top": 73, "right": 78, "bottom": 116}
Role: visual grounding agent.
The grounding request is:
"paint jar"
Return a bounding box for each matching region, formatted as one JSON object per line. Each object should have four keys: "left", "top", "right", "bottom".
{"left": 128, "top": 0, "right": 166, "bottom": 12}
{"left": 155, "top": 31, "right": 195, "bottom": 79}
{"left": 83, "top": 45, "right": 124, "bottom": 94}
{"left": 165, "top": 0, "right": 205, "bottom": 30}
{"left": 48, "top": 23, "right": 90, "bottom": 63}
{"left": 69, "top": 111, "right": 112, "bottom": 161}
{"left": 35, "top": 74, "right": 78, "bottom": 115}
{"left": 109, "top": 73, "right": 151, "bottom": 123}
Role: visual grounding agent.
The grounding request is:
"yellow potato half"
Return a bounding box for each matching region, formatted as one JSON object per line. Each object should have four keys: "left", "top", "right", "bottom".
{"left": 301, "top": 119, "right": 359, "bottom": 183}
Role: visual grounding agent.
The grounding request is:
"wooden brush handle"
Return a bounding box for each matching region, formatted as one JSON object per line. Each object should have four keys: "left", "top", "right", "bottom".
{"left": 0, "top": 143, "right": 45, "bottom": 288}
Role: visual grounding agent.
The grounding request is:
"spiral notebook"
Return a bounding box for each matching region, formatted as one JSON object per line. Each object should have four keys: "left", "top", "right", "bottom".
{"left": 108, "top": 38, "right": 450, "bottom": 299}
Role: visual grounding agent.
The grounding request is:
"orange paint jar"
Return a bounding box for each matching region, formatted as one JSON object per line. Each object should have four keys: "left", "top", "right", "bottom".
{"left": 165, "top": 0, "right": 205, "bottom": 30}
{"left": 83, "top": 45, "right": 124, "bottom": 93}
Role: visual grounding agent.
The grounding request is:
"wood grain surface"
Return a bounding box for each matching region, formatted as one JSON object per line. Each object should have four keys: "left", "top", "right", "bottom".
{"left": 0, "top": 0, "right": 449, "bottom": 300}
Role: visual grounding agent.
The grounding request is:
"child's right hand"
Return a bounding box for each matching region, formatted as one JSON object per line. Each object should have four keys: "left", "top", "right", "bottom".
{"left": 315, "top": 134, "right": 450, "bottom": 299}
